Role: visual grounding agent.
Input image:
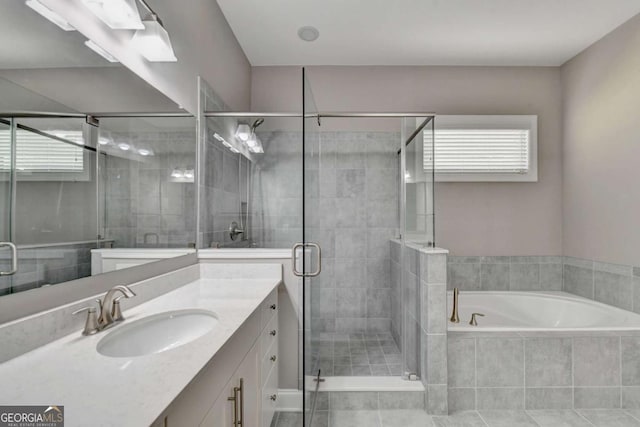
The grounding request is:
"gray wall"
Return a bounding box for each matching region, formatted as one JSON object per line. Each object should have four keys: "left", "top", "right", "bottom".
{"left": 251, "top": 65, "right": 564, "bottom": 257}
{"left": 561, "top": 13, "right": 640, "bottom": 267}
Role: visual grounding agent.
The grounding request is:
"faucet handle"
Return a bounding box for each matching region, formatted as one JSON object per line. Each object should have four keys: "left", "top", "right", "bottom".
{"left": 469, "top": 312, "right": 485, "bottom": 326}
{"left": 73, "top": 305, "right": 100, "bottom": 335}
{"left": 112, "top": 296, "right": 127, "bottom": 322}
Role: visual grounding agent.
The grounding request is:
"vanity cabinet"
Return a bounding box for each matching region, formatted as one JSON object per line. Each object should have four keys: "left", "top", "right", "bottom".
{"left": 153, "top": 289, "right": 279, "bottom": 427}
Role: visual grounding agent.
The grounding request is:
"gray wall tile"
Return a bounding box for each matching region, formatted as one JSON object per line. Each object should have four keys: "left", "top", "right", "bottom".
{"left": 525, "top": 388, "right": 573, "bottom": 409}
{"left": 594, "top": 271, "right": 633, "bottom": 311}
{"left": 481, "top": 263, "right": 510, "bottom": 291}
{"left": 564, "top": 264, "right": 594, "bottom": 299}
{"left": 448, "top": 262, "right": 480, "bottom": 291}
{"left": 574, "top": 388, "right": 621, "bottom": 409}
{"left": 510, "top": 263, "right": 540, "bottom": 290}
{"left": 622, "top": 337, "right": 640, "bottom": 386}
{"left": 476, "top": 388, "right": 524, "bottom": 410}
{"left": 448, "top": 388, "right": 476, "bottom": 412}
{"left": 525, "top": 337, "right": 572, "bottom": 387}
{"left": 477, "top": 338, "right": 524, "bottom": 387}
{"left": 448, "top": 337, "right": 476, "bottom": 388}
{"left": 573, "top": 337, "right": 620, "bottom": 386}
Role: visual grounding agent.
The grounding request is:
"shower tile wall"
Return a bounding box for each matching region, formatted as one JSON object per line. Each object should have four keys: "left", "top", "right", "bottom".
{"left": 251, "top": 131, "right": 399, "bottom": 333}
{"left": 0, "top": 242, "right": 96, "bottom": 295}
{"left": 104, "top": 131, "right": 196, "bottom": 248}
{"left": 308, "top": 132, "right": 399, "bottom": 334}
{"left": 200, "top": 133, "right": 251, "bottom": 248}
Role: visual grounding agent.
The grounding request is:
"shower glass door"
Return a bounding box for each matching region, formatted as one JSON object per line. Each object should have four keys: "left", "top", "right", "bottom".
{"left": 0, "top": 118, "right": 15, "bottom": 295}
{"left": 302, "top": 68, "right": 323, "bottom": 427}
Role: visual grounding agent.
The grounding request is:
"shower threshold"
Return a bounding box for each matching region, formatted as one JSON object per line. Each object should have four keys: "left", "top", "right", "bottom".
{"left": 317, "top": 376, "right": 425, "bottom": 392}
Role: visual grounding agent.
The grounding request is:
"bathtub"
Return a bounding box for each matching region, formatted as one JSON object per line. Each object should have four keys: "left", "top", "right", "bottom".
{"left": 447, "top": 291, "right": 640, "bottom": 332}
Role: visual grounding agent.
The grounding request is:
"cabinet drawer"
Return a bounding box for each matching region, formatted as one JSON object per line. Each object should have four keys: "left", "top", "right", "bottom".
{"left": 259, "top": 314, "right": 278, "bottom": 359}
{"left": 261, "top": 365, "right": 279, "bottom": 427}
{"left": 261, "top": 337, "right": 278, "bottom": 386}
{"left": 261, "top": 289, "right": 278, "bottom": 329}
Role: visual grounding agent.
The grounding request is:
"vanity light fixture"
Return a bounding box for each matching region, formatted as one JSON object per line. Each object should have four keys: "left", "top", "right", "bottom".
{"left": 229, "top": 146, "right": 240, "bottom": 154}
{"left": 137, "top": 148, "right": 152, "bottom": 156}
{"left": 235, "top": 124, "right": 251, "bottom": 142}
{"left": 25, "top": 0, "right": 75, "bottom": 31}
{"left": 171, "top": 168, "right": 184, "bottom": 178}
{"left": 98, "top": 137, "right": 111, "bottom": 145}
{"left": 213, "top": 133, "right": 225, "bottom": 142}
{"left": 130, "top": 6, "right": 177, "bottom": 62}
{"left": 117, "top": 142, "right": 131, "bottom": 151}
{"left": 81, "top": 0, "right": 144, "bottom": 30}
{"left": 183, "top": 169, "right": 194, "bottom": 179}
{"left": 85, "top": 40, "right": 119, "bottom": 63}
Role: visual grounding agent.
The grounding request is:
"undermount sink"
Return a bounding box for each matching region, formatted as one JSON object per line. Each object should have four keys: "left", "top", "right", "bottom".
{"left": 97, "top": 309, "right": 219, "bottom": 358}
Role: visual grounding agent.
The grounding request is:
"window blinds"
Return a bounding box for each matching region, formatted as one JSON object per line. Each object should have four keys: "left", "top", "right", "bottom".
{"left": 424, "top": 129, "right": 530, "bottom": 173}
{"left": 0, "top": 130, "right": 84, "bottom": 172}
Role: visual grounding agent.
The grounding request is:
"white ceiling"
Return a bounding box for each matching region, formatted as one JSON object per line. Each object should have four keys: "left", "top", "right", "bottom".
{"left": 217, "top": 0, "right": 640, "bottom": 66}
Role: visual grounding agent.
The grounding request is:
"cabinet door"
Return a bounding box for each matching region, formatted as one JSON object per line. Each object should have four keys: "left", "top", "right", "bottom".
{"left": 234, "top": 342, "right": 261, "bottom": 427}
{"left": 200, "top": 378, "right": 234, "bottom": 427}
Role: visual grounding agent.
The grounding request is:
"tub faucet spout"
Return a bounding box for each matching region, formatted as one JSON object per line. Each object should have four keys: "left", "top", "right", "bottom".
{"left": 450, "top": 287, "right": 460, "bottom": 323}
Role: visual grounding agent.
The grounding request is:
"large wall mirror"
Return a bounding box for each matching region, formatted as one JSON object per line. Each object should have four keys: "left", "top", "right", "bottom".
{"left": 0, "top": 1, "right": 195, "bottom": 297}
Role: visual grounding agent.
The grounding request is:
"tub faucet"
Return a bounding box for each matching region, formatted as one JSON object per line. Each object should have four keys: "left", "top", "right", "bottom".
{"left": 450, "top": 287, "right": 460, "bottom": 323}
{"left": 97, "top": 285, "right": 136, "bottom": 329}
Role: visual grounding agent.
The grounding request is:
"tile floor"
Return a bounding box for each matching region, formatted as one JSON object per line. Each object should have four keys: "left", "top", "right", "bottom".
{"left": 313, "top": 333, "right": 403, "bottom": 377}
{"left": 272, "top": 409, "right": 640, "bottom": 427}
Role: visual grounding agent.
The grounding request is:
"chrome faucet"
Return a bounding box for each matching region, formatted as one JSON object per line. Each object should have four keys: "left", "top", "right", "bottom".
{"left": 97, "top": 285, "right": 136, "bottom": 329}
{"left": 450, "top": 287, "right": 460, "bottom": 323}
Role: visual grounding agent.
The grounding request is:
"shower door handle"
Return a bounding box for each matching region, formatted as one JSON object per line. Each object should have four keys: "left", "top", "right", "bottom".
{"left": 292, "top": 242, "right": 321, "bottom": 277}
{"left": 0, "top": 242, "right": 17, "bottom": 276}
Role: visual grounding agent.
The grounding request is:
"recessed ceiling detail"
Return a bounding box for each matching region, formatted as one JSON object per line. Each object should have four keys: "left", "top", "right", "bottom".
{"left": 217, "top": 0, "right": 640, "bottom": 66}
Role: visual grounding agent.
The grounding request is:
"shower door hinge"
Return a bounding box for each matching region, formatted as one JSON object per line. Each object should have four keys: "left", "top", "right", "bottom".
{"left": 86, "top": 115, "right": 99, "bottom": 127}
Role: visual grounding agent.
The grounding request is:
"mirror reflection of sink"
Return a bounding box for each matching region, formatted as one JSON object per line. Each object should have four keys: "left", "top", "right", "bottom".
{"left": 97, "top": 309, "right": 219, "bottom": 358}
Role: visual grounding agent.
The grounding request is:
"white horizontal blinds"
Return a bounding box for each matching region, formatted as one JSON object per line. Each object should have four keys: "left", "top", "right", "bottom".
{"left": 0, "top": 130, "right": 84, "bottom": 172}
{"left": 424, "top": 128, "right": 530, "bottom": 173}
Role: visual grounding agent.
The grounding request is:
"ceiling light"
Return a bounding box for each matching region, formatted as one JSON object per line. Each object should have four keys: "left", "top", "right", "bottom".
{"left": 171, "top": 168, "right": 183, "bottom": 178}
{"left": 137, "top": 148, "right": 152, "bottom": 156}
{"left": 131, "top": 16, "right": 177, "bottom": 62}
{"left": 183, "top": 169, "right": 194, "bottom": 179}
{"left": 81, "top": 0, "right": 144, "bottom": 30}
{"left": 85, "top": 40, "right": 119, "bottom": 63}
{"left": 117, "top": 142, "right": 131, "bottom": 151}
{"left": 213, "top": 133, "right": 224, "bottom": 142}
{"left": 298, "top": 26, "right": 319, "bottom": 42}
{"left": 235, "top": 124, "right": 250, "bottom": 142}
{"left": 98, "top": 137, "right": 111, "bottom": 145}
{"left": 25, "top": 0, "right": 75, "bottom": 31}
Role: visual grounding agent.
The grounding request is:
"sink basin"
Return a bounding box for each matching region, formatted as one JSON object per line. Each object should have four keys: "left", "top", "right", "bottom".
{"left": 97, "top": 309, "right": 218, "bottom": 358}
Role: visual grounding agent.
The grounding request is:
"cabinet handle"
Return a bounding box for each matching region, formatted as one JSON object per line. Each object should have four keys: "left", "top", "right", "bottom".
{"left": 270, "top": 355, "right": 277, "bottom": 362}
{"left": 270, "top": 330, "right": 277, "bottom": 336}
{"left": 270, "top": 304, "right": 276, "bottom": 310}
{"left": 227, "top": 379, "right": 244, "bottom": 426}
{"left": 270, "top": 394, "right": 277, "bottom": 401}
{"left": 227, "top": 387, "right": 238, "bottom": 427}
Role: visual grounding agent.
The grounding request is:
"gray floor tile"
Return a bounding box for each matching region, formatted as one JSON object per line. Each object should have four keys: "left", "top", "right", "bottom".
{"left": 627, "top": 410, "right": 640, "bottom": 422}
{"left": 330, "top": 410, "right": 382, "bottom": 427}
{"left": 312, "top": 410, "right": 329, "bottom": 427}
{"left": 275, "top": 412, "right": 304, "bottom": 427}
{"left": 578, "top": 409, "right": 640, "bottom": 426}
{"left": 477, "top": 410, "right": 537, "bottom": 426}
{"left": 379, "top": 410, "right": 435, "bottom": 427}
{"left": 432, "top": 411, "right": 488, "bottom": 427}
{"left": 527, "top": 410, "right": 593, "bottom": 427}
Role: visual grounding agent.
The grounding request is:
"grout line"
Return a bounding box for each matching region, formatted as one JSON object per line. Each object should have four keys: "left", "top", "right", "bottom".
{"left": 619, "top": 336, "right": 623, "bottom": 409}
{"left": 474, "top": 410, "right": 491, "bottom": 427}
{"left": 574, "top": 409, "right": 597, "bottom": 426}
{"left": 625, "top": 409, "right": 640, "bottom": 422}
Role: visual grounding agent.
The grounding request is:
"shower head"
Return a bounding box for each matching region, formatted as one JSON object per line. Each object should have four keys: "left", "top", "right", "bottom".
{"left": 251, "top": 118, "right": 264, "bottom": 132}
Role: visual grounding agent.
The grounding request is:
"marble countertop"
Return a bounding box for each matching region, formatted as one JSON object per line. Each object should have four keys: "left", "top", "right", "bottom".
{"left": 0, "top": 273, "right": 280, "bottom": 427}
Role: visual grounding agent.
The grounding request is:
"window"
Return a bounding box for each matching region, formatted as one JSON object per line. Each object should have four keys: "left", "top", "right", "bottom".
{"left": 0, "top": 129, "right": 87, "bottom": 179}
{"left": 424, "top": 115, "right": 538, "bottom": 182}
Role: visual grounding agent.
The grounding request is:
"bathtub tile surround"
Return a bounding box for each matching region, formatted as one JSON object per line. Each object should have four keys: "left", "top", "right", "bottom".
{"left": 563, "top": 256, "right": 639, "bottom": 313}
{"left": 447, "top": 256, "right": 563, "bottom": 291}
{"left": 394, "top": 241, "right": 449, "bottom": 414}
{"left": 447, "top": 333, "right": 640, "bottom": 411}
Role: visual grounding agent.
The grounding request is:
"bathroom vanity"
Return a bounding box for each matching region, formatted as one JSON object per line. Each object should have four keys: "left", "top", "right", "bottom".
{"left": 0, "top": 263, "right": 282, "bottom": 427}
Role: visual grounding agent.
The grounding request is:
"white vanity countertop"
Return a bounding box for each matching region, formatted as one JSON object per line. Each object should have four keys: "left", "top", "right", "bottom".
{"left": 0, "top": 273, "right": 280, "bottom": 427}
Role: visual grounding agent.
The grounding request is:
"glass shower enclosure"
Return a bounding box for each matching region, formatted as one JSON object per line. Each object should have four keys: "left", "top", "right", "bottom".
{"left": 301, "top": 70, "right": 435, "bottom": 425}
